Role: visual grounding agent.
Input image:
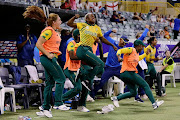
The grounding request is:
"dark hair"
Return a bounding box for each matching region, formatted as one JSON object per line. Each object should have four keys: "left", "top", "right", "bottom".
{"left": 164, "top": 26, "right": 167, "bottom": 30}
{"left": 178, "top": 14, "right": 180, "bottom": 19}
{"left": 147, "top": 37, "right": 156, "bottom": 44}
{"left": 165, "top": 50, "right": 170, "bottom": 54}
{"left": 61, "top": 29, "right": 69, "bottom": 36}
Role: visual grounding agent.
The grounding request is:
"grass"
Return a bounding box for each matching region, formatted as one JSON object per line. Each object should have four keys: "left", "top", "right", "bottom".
{"left": 1, "top": 83, "right": 180, "bottom": 120}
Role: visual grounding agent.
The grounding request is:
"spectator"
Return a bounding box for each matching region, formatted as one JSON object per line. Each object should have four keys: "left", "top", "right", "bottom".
{"left": 158, "top": 50, "right": 174, "bottom": 95}
{"left": 166, "top": 14, "right": 171, "bottom": 21}
{"left": 118, "top": 12, "right": 126, "bottom": 24}
{"left": 76, "top": 0, "right": 83, "bottom": 11}
{"left": 16, "top": 24, "right": 37, "bottom": 67}
{"left": 58, "top": 29, "right": 72, "bottom": 68}
{"left": 84, "top": 0, "right": 90, "bottom": 12}
{"left": 147, "top": 7, "right": 158, "bottom": 20}
{"left": 173, "top": 14, "right": 180, "bottom": 39}
{"left": 132, "top": 12, "right": 142, "bottom": 20}
{"left": 159, "top": 30, "right": 165, "bottom": 39}
{"left": 150, "top": 14, "right": 157, "bottom": 22}
{"left": 164, "top": 26, "right": 171, "bottom": 40}
{"left": 70, "top": 0, "right": 76, "bottom": 10}
{"left": 139, "top": 13, "right": 145, "bottom": 20}
{"left": 99, "top": 5, "right": 108, "bottom": 13}
{"left": 60, "top": 0, "right": 71, "bottom": 10}
{"left": 93, "top": 2, "right": 99, "bottom": 13}
{"left": 110, "top": 11, "right": 120, "bottom": 23}
{"left": 170, "top": 19, "right": 174, "bottom": 29}
{"left": 148, "top": 25, "right": 157, "bottom": 37}
{"left": 161, "top": 15, "right": 166, "bottom": 23}
{"left": 156, "top": 14, "right": 161, "bottom": 22}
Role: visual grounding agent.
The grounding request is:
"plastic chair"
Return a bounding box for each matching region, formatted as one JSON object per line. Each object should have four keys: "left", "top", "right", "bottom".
{"left": 0, "top": 77, "right": 16, "bottom": 114}
{"left": 0, "top": 67, "right": 29, "bottom": 109}
{"left": 162, "top": 63, "right": 176, "bottom": 88}
{"left": 107, "top": 76, "right": 124, "bottom": 97}
{"left": 20, "top": 67, "right": 43, "bottom": 104}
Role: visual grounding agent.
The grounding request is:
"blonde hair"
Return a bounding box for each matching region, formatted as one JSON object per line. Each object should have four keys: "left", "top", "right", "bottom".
{"left": 84, "top": 13, "right": 93, "bottom": 21}
{"left": 47, "top": 13, "right": 59, "bottom": 26}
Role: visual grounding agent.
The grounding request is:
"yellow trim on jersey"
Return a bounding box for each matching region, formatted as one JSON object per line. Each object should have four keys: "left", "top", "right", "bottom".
{"left": 77, "top": 23, "right": 103, "bottom": 47}
{"left": 67, "top": 42, "right": 75, "bottom": 52}
{"left": 116, "top": 47, "right": 133, "bottom": 56}
{"left": 41, "top": 29, "right": 52, "bottom": 40}
{"left": 117, "top": 47, "right": 147, "bottom": 60}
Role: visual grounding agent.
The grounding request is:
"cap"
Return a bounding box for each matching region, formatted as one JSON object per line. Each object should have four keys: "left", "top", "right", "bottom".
{"left": 134, "top": 40, "right": 146, "bottom": 46}
{"left": 73, "top": 29, "right": 79, "bottom": 37}
{"left": 120, "top": 35, "right": 129, "bottom": 43}
{"left": 118, "top": 12, "right": 121, "bottom": 14}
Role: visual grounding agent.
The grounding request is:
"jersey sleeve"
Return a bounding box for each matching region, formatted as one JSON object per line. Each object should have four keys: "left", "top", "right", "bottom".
{"left": 40, "top": 29, "right": 52, "bottom": 40}
{"left": 77, "top": 23, "right": 84, "bottom": 30}
{"left": 97, "top": 26, "right": 103, "bottom": 37}
{"left": 116, "top": 47, "right": 133, "bottom": 56}
{"left": 67, "top": 42, "right": 75, "bottom": 52}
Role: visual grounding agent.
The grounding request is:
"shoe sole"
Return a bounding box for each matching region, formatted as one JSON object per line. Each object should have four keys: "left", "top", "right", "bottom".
{"left": 154, "top": 100, "right": 164, "bottom": 110}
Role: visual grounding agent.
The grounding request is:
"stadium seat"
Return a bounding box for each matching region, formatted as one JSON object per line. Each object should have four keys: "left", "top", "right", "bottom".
{"left": 106, "top": 76, "right": 124, "bottom": 97}
{"left": 0, "top": 67, "right": 29, "bottom": 109}
{"left": 0, "top": 77, "right": 16, "bottom": 114}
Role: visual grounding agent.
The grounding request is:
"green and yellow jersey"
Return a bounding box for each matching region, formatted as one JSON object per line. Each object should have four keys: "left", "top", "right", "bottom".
{"left": 144, "top": 45, "right": 156, "bottom": 63}
{"left": 76, "top": 22, "right": 103, "bottom": 48}
{"left": 67, "top": 42, "right": 75, "bottom": 52}
{"left": 40, "top": 30, "right": 52, "bottom": 40}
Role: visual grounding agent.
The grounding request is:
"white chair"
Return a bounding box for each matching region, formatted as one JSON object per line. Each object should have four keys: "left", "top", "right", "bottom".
{"left": 107, "top": 76, "right": 124, "bottom": 97}
{"left": 0, "top": 77, "right": 16, "bottom": 114}
{"left": 162, "top": 63, "right": 176, "bottom": 88}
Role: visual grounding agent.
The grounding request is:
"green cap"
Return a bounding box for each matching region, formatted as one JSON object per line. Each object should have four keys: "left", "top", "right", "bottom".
{"left": 73, "top": 29, "right": 79, "bottom": 37}
{"left": 134, "top": 40, "right": 146, "bottom": 46}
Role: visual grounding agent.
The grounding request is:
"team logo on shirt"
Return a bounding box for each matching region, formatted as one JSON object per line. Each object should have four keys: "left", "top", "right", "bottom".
{"left": 86, "top": 26, "right": 89, "bottom": 29}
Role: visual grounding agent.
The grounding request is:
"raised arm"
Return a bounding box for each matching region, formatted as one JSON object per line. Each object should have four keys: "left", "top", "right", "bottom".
{"left": 67, "top": 14, "right": 80, "bottom": 28}
{"left": 138, "top": 25, "right": 149, "bottom": 41}
{"left": 99, "top": 36, "right": 117, "bottom": 51}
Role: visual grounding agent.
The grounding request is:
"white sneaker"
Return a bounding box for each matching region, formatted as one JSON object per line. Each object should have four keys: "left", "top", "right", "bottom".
{"left": 112, "top": 96, "right": 119, "bottom": 107}
{"left": 86, "top": 95, "right": 95, "bottom": 102}
{"left": 152, "top": 100, "right": 164, "bottom": 110}
{"left": 36, "top": 111, "right": 45, "bottom": 116}
{"left": 43, "top": 110, "right": 53, "bottom": 118}
{"left": 53, "top": 105, "right": 70, "bottom": 110}
{"left": 77, "top": 106, "right": 90, "bottom": 112}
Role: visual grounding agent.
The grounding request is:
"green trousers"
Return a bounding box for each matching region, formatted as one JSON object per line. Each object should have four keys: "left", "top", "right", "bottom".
{"left": 146, "top": 62, "right": 157, "bottom": 88}
{"left": 62, "top": 65, "right": 93, "bottom": 107}
{"left": 146, "top": 62, "right": 157, "bottom": 79}
{"left": 76, "top": 46, "right": 104, "bottom": 81}
{"left": 117, "top": 71, "right": 155, "bottom": 104}
{"left": 40, "top": 56, "right": 66, "bottom": 110}
{"left": 62, "top": 68, "right": 82, "bottom": 101}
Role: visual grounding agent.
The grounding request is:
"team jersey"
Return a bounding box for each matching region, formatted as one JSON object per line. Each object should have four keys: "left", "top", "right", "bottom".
{"left": 76, "top": 22, "right": 103, "bottom": 48}
{"left": 144, "top": 45, "right": 156, "bottom": 63}
{"left": 116, "top": 47, "right": 147, "bottom": 73}
{"left": 40, "top": 30, "right": 52, "bottom": 40}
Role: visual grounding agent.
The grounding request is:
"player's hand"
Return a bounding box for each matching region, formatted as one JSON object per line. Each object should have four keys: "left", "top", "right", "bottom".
{"left": 145, "top": 25, "right": 150, "bottom": 29}
{"left": 112, "top": 45, "right": 117, "bottom": 51}
{"left": 158, "top": 57, "right": 163, "bottom": 60}
{"left": 75, "top": 14, "right": 80, "bottom": 19}
{"left": 146, "top": 48, "right": 151, "bottom": 55}
{"left": 95, "top": 37, "right": 100, "bottom": 43}
{"left": 118, "top": 56, "right": 123, "bottom": 62}
{"left": 47, "top": 53, "right": 54, "bottom": 59}
{"left": 112, "top": 29, "right": 117, "bottom": 33}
